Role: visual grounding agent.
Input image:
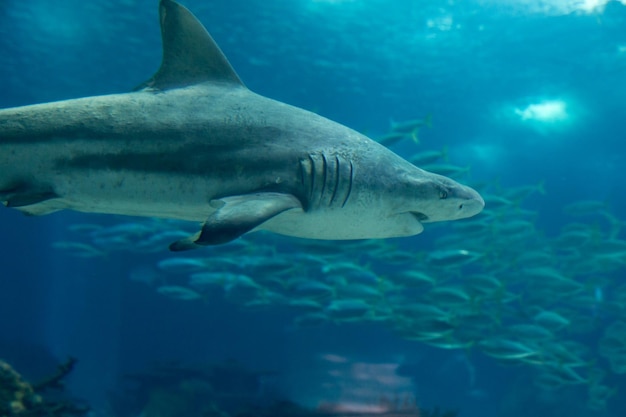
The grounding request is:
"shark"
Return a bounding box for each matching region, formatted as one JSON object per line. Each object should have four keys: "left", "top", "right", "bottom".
{"left": 0, "top": 0, "right": 484, "bottom": 251}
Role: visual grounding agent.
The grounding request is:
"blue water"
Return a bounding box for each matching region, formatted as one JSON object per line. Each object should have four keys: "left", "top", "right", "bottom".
{"left": 1, "top": 1, "right": 626, "bottom": 416}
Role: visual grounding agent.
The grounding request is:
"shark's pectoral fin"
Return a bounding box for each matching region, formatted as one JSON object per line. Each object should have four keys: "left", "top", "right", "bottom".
{"left": 168, "top": 231, "right": 202, "bottom": 252}
{"left": 199, "top": 193, "right": 302, "bottom": 245}
{"left": 0, "top": 182, "right": 59, "bottom": 215}
{"left": 169, "top": 193, "right": 302, "bottom": 251}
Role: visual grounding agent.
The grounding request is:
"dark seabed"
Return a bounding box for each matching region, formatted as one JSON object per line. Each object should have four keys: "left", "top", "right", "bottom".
{"left": 1, "top": 0, "right": 626, "bottom": 416}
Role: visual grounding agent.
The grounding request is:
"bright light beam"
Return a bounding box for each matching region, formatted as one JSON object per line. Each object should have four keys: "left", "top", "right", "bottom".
{"left": 515, "top": 100, "right": 568, "bottom": 122}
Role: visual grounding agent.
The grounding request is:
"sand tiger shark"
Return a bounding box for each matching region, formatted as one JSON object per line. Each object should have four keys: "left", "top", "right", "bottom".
{"left": 0, "top": 0, "right": 484, "bottom": 250}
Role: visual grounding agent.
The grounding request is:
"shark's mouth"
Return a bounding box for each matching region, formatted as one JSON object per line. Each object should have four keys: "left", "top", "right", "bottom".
{"left": 411, "top": 211, "right": 429, "bottom": 222}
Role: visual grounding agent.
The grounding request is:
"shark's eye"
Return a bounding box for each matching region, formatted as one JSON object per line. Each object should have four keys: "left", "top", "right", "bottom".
{"left": 439, "top": 189, "right": 448, "bottom": 199}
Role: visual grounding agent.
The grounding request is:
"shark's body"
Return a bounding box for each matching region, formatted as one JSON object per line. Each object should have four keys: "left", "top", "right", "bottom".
{"left": 0, "top": 0, "right": 484, "bottom": 250}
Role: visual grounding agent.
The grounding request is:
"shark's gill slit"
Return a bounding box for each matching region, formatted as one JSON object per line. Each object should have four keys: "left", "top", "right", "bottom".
{"left": 341, "top": 160, "right": 354, "bottom": 208}
{"left": 320, "top": 153, "right": 327, "bottom": 205}
{"left": 299, "top": 158, "right": 306, "bottom": 189}
{"left": 329, "top": 155, "right": 340, "bottom": 206}
{"left": 307, "top": 154, "right": 315, "bottom": 200}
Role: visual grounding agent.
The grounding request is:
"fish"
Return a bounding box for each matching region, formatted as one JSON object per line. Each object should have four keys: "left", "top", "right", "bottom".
{"left": 427, "top": 249, "right": 482, "bottom": 267}
{"left": 389, "top": 270, "right": 437, "bottom": 288}
{"left": 481, "top": 194, "right": 515, "bottom": 209}
{"left": 289, "top": 279, "right": 335, "bottom": 300}
{"left": 336, "top": 283, "right": 383, "bottom": 301}
{"left": 563, "top": 200, "right": 608, "bottom": 216}
{"left": 0, "top": 0, "right": 484, "bottom": 250}
{"left": 67, "top": 223, "right": 104, "bottom": 236}
{"left": 392, "top": 302, "right": 451, "bottom": 320}
{"left": 375, "top": 131, "right": 410, "bottom": 147}
{"left": 156, "top": 285, "right": 203, "bottom": 301}
{"left": 502, "top": 180, "right": 546, "bottom": 202}
{"left": 391, "top": 114, "right": 433, "bottom": 133}
{"left": 464, "top": 274, "right": 503, "bottom": 297}
{"left": 51, "top": 241, "right": 106, "bottom": 258}
{"left": 293, "top": 312, "right": 330, "bottom": 327}
{"left": 223, "top": 274, "right": 263, "bottom": 302}
{"left": 398, "top": 317, "right": 456, "bottom": 341}
{"left": 420, "top": 163, "right": 471, "bottom": 178}
{"left": 422, "top": 336, "right": 475, "bottom": 350}
{"left": 532, "top": 310, "right": 571, "bottom": 331}
{"left": 390, "top": 114, "right": 433, "bottom": 143}
{"left": 188, "top": 272, "right": 238, "bottom": 290}
{"left": 374, "top": 249, "right": 416, "bottom": 265}
{"left": 507, "top": 324, "right": 554, "bottom": 341}
{"left": 325, "top": 299, "right": 372, "bottom": 321}
{"left": 156, "top": 257, "right": 207, "bottom": 274}
{"left": 287, "top": 299, "right": 324, "bottom": 312}
{"left": 553, "top": 229, "right": 593, "bottom": 249}
{"left": 321, "top": 261, "right": 369, "bottom": 275}
{"left": 534, "top": 368, "right": 584, "bottom": 390}
{"left": 408, "top": 147, "right": 448, "bottom": 166}
{"left": 134, "top": 230, "right": 192, "bottom": 253}
{"left": 87, "top": 222, "right": 156, "bottom": 251}
{"left": 497, "top": 219, "right": 535, "bottom": 235}
{"left": 427, "top": 286, "right": 472, "bottom": 308}
{"left": 478, "top": 338, "right": 539, "bottom": 360}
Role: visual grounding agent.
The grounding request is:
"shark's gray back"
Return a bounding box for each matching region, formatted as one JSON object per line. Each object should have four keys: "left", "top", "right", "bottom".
{"left": 0, "top": 81, "right": 402, "bottom": 218}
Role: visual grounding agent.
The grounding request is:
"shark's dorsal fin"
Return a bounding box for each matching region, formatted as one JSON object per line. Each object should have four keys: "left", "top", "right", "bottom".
{"left": 140, "top": 0, "right": 244, "bottom": 90}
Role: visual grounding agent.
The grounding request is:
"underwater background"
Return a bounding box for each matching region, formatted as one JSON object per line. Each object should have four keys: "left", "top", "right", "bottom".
{"left": 1, "top": 0, "right": 626, "bottom": 416}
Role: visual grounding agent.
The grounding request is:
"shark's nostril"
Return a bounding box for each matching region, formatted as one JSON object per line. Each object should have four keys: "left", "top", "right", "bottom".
{"left": 459, "top": 204, "right": 464, "bottom": 210}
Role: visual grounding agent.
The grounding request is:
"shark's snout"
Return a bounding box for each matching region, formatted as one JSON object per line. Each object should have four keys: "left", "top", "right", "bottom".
{"left": 412, "top": 173, "right": 485, "bottom": 223}
{"left": 412, "top": 176, "right": 485, "bottom": 223}
{"left": 456, "top": 186, "right": 485, "bottom": 219}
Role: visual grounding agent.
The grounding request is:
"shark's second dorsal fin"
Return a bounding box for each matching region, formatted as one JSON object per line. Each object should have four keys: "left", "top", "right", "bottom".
{"left": 140, "top": 0, "right": 244, "bottom": 90}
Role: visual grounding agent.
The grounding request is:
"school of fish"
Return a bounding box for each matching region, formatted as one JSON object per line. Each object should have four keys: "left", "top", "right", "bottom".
{"left": 52, "top": 119, "right": 625, "bottom": 412}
